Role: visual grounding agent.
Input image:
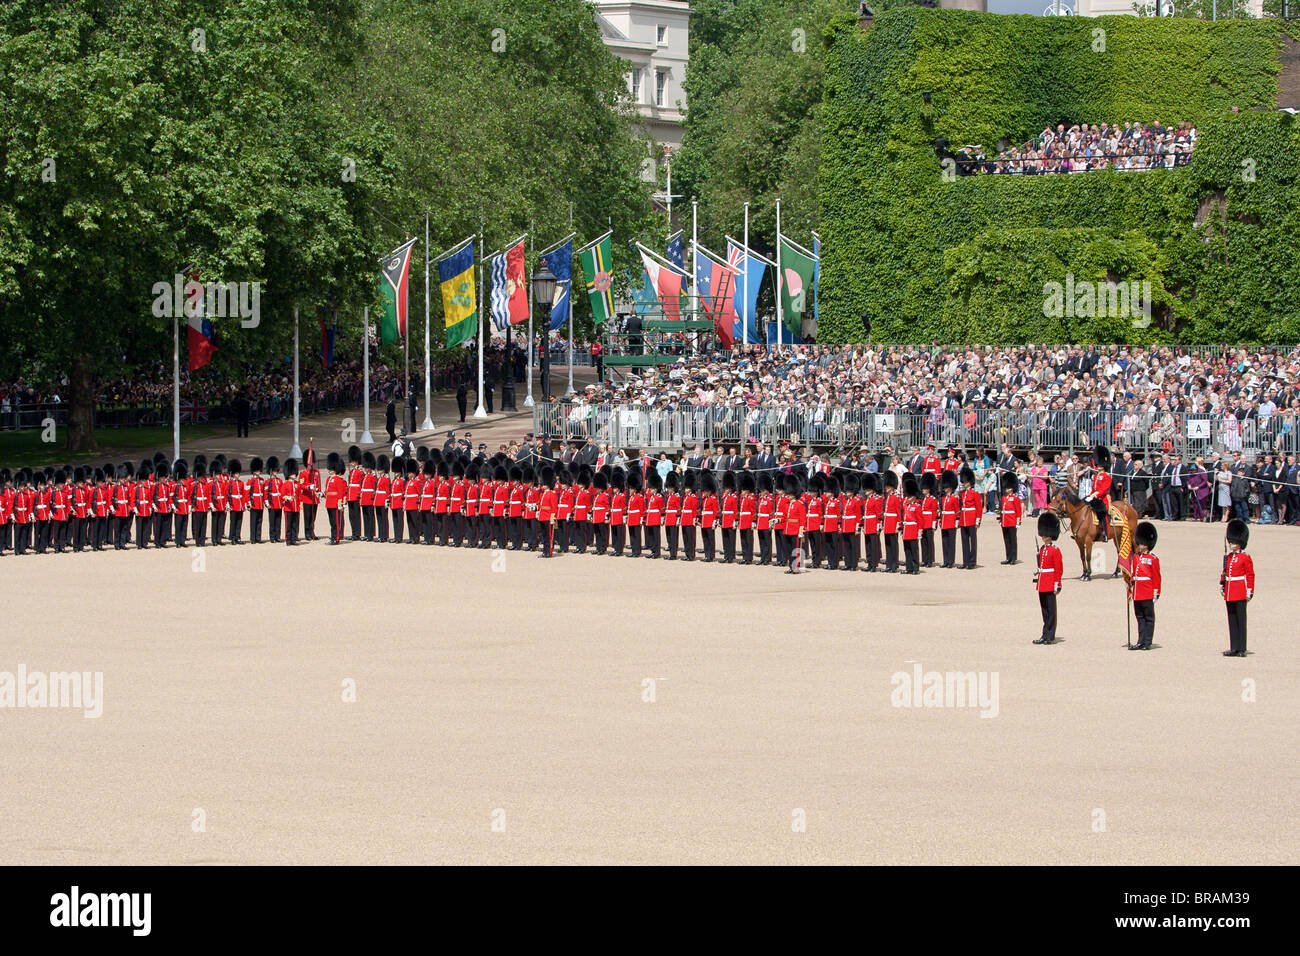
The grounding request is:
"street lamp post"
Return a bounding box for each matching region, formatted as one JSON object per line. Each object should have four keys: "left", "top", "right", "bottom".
{"left": 532, "top": 261, "right": 558, "bottom": 408}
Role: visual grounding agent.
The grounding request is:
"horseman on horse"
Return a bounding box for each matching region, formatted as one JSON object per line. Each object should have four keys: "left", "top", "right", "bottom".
{"left": 1086, "top": 444, "right": 1113, "bottom": 542}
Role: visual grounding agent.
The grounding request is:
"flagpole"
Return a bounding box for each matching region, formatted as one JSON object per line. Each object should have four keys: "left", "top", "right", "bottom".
{"left": 525, "top": 230, "right": 535, "bottom": 408}
{"left": 172, "top": 313, "right": 180, "bottom": 463}
{"left": 775, "top": 197, "right": 783, "bottom": 354}
{"left": 692, "top": 197, "right": 699, "bottom": 354}
{"left": 474, "top": 228, "right": 487, "bottom": 419}
{"left": 421, "top": 212, "right": 434, "bottom": 431}
{"left": 360, "top": 305, "right": 374, "bottom": 444}
{"left": 743, "top": 201, "right": 750, "bottom": 348}
{"left": 290, "top": 303, "right": 302, "bottom": 460}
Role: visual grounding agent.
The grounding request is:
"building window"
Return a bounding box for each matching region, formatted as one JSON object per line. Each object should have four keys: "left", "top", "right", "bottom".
{"left": 629, "top": 68, "right": 642, "bottom": 102}
{"left": 656, "top": 25, "right": 667, "bottom": 45}
{"left": 655, "top": 69, "right": 668, "bottom": 108}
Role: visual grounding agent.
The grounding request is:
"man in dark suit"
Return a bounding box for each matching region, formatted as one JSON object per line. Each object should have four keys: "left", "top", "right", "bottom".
{"left": 385, "top": 397, "right": 397, "bottom": 444}
{"left": 907, "top": 449, "right": 925, "bottom": 474}
{"left": 686, "top": 444, "right": 706, "bottom": 471}
{"left": 753, "top": 444, "right": 777, "bottom": 475}
{"left": 456, "top": 381, "right": 468, "bottom": 423}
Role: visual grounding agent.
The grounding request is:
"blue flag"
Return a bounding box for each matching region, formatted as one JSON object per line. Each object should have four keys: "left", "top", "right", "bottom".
{"left": 541, "top": 239, "right": 572, "bottom": 331}
{"left": 727, "top": 239, "right": 765, "bottom": 345}
{"left": 627, "top": 268, "right": 658, "bottom": 316}
{"left": 812, "top": 232, "right": 821, "bottom": 326}
{"left": 667, "top": 232, "right": 683, "bottom": 270}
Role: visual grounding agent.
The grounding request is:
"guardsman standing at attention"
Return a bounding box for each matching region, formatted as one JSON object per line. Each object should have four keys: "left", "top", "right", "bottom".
{"left": 33, "top": 471, "right": 51, "bottom": 554}
{"left": 300, "top": 451, "right": 321, "bottom": 540}
{"left": 862, "top": 473, "right": 882, "bottom": 572}
{"left": 1129, "top": 521, "right": 1160, "bottom": 651}
{"left": 324, "top": 453, "right": 347, "bottom": 544}
{"left": 881, "top": 471, "right": 901, "bottom": 573}
{"left": 1221, "top": 519, "right": 1254, "bottom": 657}
{"left": 919, "top": 472, "right": 938, "bottom": 568}
{"left": 247, "top": 457, "right": 266, "bottom": 544}
{"left": 627, "top": 471, "right": 645, "bottom": 558}
{"left": 538, "top": 467, "right": 558, "bottom": 558}
{"left": 0, "top": 470, "right": 12, "bottom": 555}
{"left": 592, "top": 472, "right": 611, "bottom": 555}
{"left": 608, "top": 470, "right": 627, "bottom": 557}
{"left": 783, "top": 474, "right": 806, "bottom": 574}
{"left": 360, "top": 452, "right": 378, "bottom": 541}
{"left": 774, "top": 474, "right": 790, "bottom": 567}
{"left": 663, "top": 471, "right": 680, "bottom": 560}
{"left": 644, "top": 471, "right": 663, "bottom": 559}
{"left": 375, "top": 454, "right": 392, "bottom": 543}
{"left": 281, "top": 458, "right": 301, "bottom": 545}
{"left": 738, "top": 472, "right": 756, "bottom": 565}
{"left": 171, "top": 460, "right": 190, "bottom": 548}
{"left": 803, "top": 474, "right": 823, "bottom": 568}
{"left": 756, "top": 473, "right": 775, "bottom": 567}
{"left": 190, "top": 460, "right": 210, "bottom": 546}
{"left": 999, "top": 470, "right": 1022, "bottom": 565}
{"left": 404, "top": 458, "right": 423, "bottom": 545}
{"left": 959, "top": 466, "right": 980, "bottom": 570}
{"left": 939, "top": 469, "right": 960, "bottom": 568}
{"left": 839, "top": 472, "right": 860, "bottom": 571}
{"left": 901, "top": 472, "right": 922, "bottom": 574}
{"left": 149, "top": 461, "right": 170, "bottom": 548}
{"left": 265, "top": 457, "right": 283, "bottom": 543}
{"left": 134, "top": 461, "right": 154, "bottom": 550}
{"left": 720, "top": 471, "right": 738, "bottom": 563}
{"left": 346, "top": 445, "right": 364, "bottom": 540}
{"left": 573, "top": 468, "right": 592, "bottom": 555}
{"left": 679, "top": 472, "right": 698, "bottom": 561}
{"left": 93, "top": 467, "right": 111, "bottom": 551}
{"left": 210, "top": 456, "right": 228, "bottom": 546}
{"left": 227, "top": 459, "right": 245, "bottom": 544}
{"left": 556, "top": 469, "right": 574, "bottom": 554}
{"left": 1033, "top": 511, "right": 1064, "bottom": 645}
{"left": 388, "top": 454, "right": 405, "bottom": 544}
{"left": 822, "top": 474, "right": 841, "bottom": 570}
{"left": 698, "top": 471, "right": 719, "bottom": 562}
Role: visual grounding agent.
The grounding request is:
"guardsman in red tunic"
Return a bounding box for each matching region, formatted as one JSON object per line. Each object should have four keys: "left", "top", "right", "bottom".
{"left": 662, "top": 471, "right": 680, "bottom": 560}
{"left": 942, "top": 447, "right": 962, "bottom": 473}
{"left": 862, "top": 472, "right": 883, "bottom": 572}
{"left": 644, "top": 470, "right": 663, "bottom": 559}
{"left": 505, "top": 467, "right": 524, "bottom": 550}
{"left": 608, "top": 470, "right": 627, "bottom": 557}
{"left": 346, "top": 445, "right": 364, "bottom": 541}
{"left": 958, "top": 466, "right": 981, "bottom": 570}
{"left": 209, "top": 456, "right": 229, "bottom": 546}
{"left": 803, "top": 474, "right": 823, "bottom": 568}
{"left": 1221, "top": 519, "right": 1254, "bottom": 657}
{"left": 719, "top": 470, "right": 739, "bottom": 563}
{"left": 773, "top": 477, "right": 790, "bottom": 566}
{"left": 94, "top": 467, "right": 113, "bottom": 551}
{"left": 698, "top": 470, "right": 719, "bottom": 563}
{"left": 1129, "top": 521, "right": 1160, "bottom": 651}
{"left": 72, "top": 467, "right": 92, "bottom": 551}
{"left": 171, "top": 460, "right": 190, "bottom": 548}
{"left": 133, "top": 461, "right": 154, "bottom": 550}
{"left": 783, "top": 473, "right": 806, "bottom": 574}
{"left": 33, "top": 472, "right": 52, "bottom": 554}
{"left": 919, "top": 472, "right": 939, "bottom": 568}
{"left": 404, "top": 458, "right": 423, "bottom": 545}
{"left": 556, "top": 470, "right": 575, "bottom": 554}
{"left": 999, "top": 470, "right": 1022, "bottom": 565}
{"left": 901, "top": 472, "right": 922, "bottom": 575}
{"left": 737, "top": 471, "right": 756, "bottom": 565}
{"left": 387, "top": 455, "right": 405, "bottom": 544}
{"left": 280, "top": 458, "right": 301, "bottom": 545}
{"left": 822, "top": 475, "right": 841, "bottom": 570}
{"left": 591, "top": 471, "right": 611, "bottom": 555}
{"left": 839, "top": 473, "right": 861, "bottom": 571}
{"left": 0, "top": 470, "right": 12, "bottom": 555}
{"left": 373, "top": 454, "right": 391, "bottom": 543}
{"left": 13, "top": 474, "right": 33, "bottom": 554}
{"left": 1087, "top": 444, "right": 1113, "bottom": 542}
{"left": 881, "top": 470, "right": 902, "bottom": 573}
{"left": 923, "top": 444, "right": 942, "bottom": 479}
{"left": 939, "top": 469, "right": 960, "bottom": 568}
{"left": 537, "top": 466, "right": 559, "bottom": 558}
{"left": 360, "top": 452, "right": 378, "bottom": 542}
{"left": 523, "top": 471, "right": 539, "bottom": 552}
{"left": 573, "top": 468, "right": 592, "bottom": 555}
{"left": 265, "top": 456, "right": 283, "bottom": 543}
{"left": 627, "top": 470, "right": 646, "bottom": 558}
{"left": 432, "top": 461, "right": 450, "bottom": 547}
{"left": 111, "top": 463, "right": 133, "bottom": 550}
{"left": 756, "top": 472, "right": 775, "bottom": 566}
{"left": 247, "top": 457, "right": 266, "bottom": 544}
{"left": 420, "top": 460, "right": 438, "bottom": 546}
{"left": 190, "top": 460, "right": 211, "bottom": 546}
{"left": 299, "top": 452, "right": 321, "bottom": 541}
{"left": 1033, "top": 512, "right": 1064, "bottom": 645}
{"left": 448, "top": 462, "right": 466, "bottom": 547}
{"left": 226, "top": 459, "right": 245, "bottom": 545}
{"left": 152, "top": 460, "right": 173, "bottom": 548}
{"left": 324, "top": 453, "right": 348, "bottom": 544}
{"left": 679, "top": 471, "right": 698, "bottom": 561}
{"left": 490, "top": 465, "right": 508, "bottom": 550}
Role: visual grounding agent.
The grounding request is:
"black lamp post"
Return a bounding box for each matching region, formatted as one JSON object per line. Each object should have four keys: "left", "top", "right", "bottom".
{"left": 532, "top": 261, "right": 565, "bottom": 398}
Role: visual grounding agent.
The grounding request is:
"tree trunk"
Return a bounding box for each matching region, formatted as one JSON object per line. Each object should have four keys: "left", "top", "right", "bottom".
{"left": 67, "top": 353, "right": 97, "bottom": 453}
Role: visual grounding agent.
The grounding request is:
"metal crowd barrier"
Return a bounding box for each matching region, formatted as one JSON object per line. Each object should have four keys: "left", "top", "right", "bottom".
{"left": 531, "top": 402, "right": 1300, "bottom": 461}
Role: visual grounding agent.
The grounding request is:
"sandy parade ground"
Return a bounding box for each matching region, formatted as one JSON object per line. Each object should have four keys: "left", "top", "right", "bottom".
{"left": 2, "top": 506, "right": 1296, "bottom": 866}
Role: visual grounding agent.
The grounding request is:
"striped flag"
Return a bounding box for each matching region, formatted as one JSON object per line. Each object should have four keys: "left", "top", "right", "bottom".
{"left": 636, "top": 243, "right": 688, "bottom": 320}
{"left": 693, "top": 241, "right": 739, "bottom": 348}
{"left": 490, "top": 236, "right": 528, "bottom": 336}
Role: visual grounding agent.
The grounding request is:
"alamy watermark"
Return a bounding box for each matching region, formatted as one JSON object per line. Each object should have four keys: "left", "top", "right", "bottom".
{"left": 0, "top": 665, "right": 103, "bottom": 718}
{"left": 1042, "top": 274, "right": 1152, "bottom": 324}
{"left": 151, "top": 273, "right": 260, "bottom": 327}
{"left": 891, "top": 661, "right": 999, "bottom": 718}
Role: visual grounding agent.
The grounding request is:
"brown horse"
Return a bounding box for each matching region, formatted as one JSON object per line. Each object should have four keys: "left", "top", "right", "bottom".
{"left": 1048, "top": 489, "right": 1140, "bottom": 581}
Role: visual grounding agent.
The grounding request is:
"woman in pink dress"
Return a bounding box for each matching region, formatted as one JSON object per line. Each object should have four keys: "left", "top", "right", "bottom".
{"left": 1030, "top": 454, "right": 1050, "bottom": 516}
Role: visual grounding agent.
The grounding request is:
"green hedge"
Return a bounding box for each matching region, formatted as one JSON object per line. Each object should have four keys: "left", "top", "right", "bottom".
{"left": 818, "top": 9, "right": 1300, "bottom": 344}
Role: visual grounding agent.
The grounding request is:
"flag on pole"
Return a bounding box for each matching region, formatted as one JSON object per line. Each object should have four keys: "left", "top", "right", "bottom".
{"left": 811, "top": 231, "right": 822, "bottom": 326}
{"left": 318, "top": 307, "right": 336, "bottom": 368}
{"left": 693, "top": 242, "right": 739, "bottom": 349}
{"left": 667, "top": 231, "right": 683, "bottom": 269}
{"left": 183, "top": 266, "right": 217, "bottom": 371}
{"left": 778, "top": 232, "right": 818, "bottom": 336}
{"left": 378, "top": 238, "right": 418, "bottom": 345}
{"left": 437, "top": 239, "right": 477, "bottom": 347}
{"left": 629, "top": 269, "right": 658, "bottom": 316}
{"left": 490, "top": 235, "right": 529, "bottom": 334}
{"left": 540, "top": 238, "right": 573, "bottom": 332}
{"left": 725, "top": 236, "right": 770, "bottom": 344}
{"left": 636, "top": 242, "right": 688, "bottom": 319}
{"left": 578, "top": 232, "right": 616, "bottom": 325}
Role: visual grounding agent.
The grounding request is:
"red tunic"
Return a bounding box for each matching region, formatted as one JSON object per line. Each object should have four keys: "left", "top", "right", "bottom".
{"left": 1221, "top": 552, "right": 1254, "bottom": 602}
{"left": 1131, "top": 553, "right": 1161, "bottom": 601}
{"left": 1000, "top": 494, "right": 1022, "bottom": 529}
{"left": 1036, "top": 544, "right": 1063, "bottom": 593}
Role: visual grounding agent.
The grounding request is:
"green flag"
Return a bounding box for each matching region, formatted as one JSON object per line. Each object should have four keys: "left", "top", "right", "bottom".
{"left": 578, "top": 232, "right": 616, "bottom": 325}
{"left": 378, "top": 238, "right": 417, "bottom": 345}
{"left": 778, "top": 234, "right": 817, "bottom": 334}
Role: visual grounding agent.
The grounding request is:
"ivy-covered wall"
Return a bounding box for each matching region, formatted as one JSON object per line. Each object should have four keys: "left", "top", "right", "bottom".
{"left": 818, "top": 9, "right": 1300, "bottom": 344}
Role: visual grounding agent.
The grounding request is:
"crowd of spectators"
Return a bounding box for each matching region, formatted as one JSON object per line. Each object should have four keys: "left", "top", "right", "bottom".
{"left": 953, "top": 120, "right": 1196, "bottom": 176}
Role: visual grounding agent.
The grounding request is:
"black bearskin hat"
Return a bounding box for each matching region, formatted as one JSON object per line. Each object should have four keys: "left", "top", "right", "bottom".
{"left": 378, "top": 454, "right": 390, "bottom": 473}
{"left": 362, "top": 451, "right": 376, "bottom": 469}
{"left": 1135, "top": 521, "right": 1157, "bottom": 551}
{"left": 493, "top": 465, "right": 509, "bottom": 482}
{"left": 228, "top": 459, "right": 241, "bottom": 476}
{"left": 266, "top": 456, "right": 280, "bottom": 472}
{"left": 683, "top": 471, "right": 696, "bottom": 492}
{"left": 1037, "top": 511, "right": 1060, "bottom": 540}
{"left": 782, "top": 473, "right": 801, "bottom": 495}
{"left": 347, "top": 445, "right": 362, "bottom": 464}
{"left": 594, "top": 472, "right": 608, "bottom": 491}
{"left": 284, "top": 458, "right": 299, "bottom": 478}
{"left": 1000, "top": 469, "right": 1018, "bottom": 495}
{"left": 173, "top": 460, "right": 188, "bottom": 481}
{"left": 940, "top": 469, "right": 958, "bottom": 492}
{"left": 424, "top": 460, "right": 437, "bottom": 478}
{"left": 959, "top": 466, "right": 975, "bottom": 487}
{"left": 647, "top": 470, "right": 663, "bottom": 491}
{"left": 921, "top": 472, "right": 938, "bottom": 495}
{"left": 628, "top": 469, "right": 642, "bottom": 492}
{"left": 328, "top": 452, "right": 344, "bottom": 475}
{"left": 665, "top": 471, "right": 679, "bottom": 491}
{"left": 250, "top": 456, "right": 264, "bottom": 472}
{"left": 1226, "top": 518, "right": 1249, "bottom": 549}
{"left": 740, "top": 471, "right": 756, "bottom": 493}
{"left": 1093, "top": 444, "right": 1112, "bottom": 472}
{"left": 901, "top": 472, "right": 919, "bottom": 498}
{"left": 863, "top": 472, "right": 881, "bottom": 494}
{"left": 883, "top": 470, "right": 899, "bottom": 491}
{"left": 136, "top": 462, "right": 152, "bottom": 480}
{"left": 541, "top": 466, "right": 555, "bottom": 487}
{"left": 193, "top": 461, "right": 206, "bottom": 479}
{"left": 722, "top": 470, "right": 736, "bottom": 491}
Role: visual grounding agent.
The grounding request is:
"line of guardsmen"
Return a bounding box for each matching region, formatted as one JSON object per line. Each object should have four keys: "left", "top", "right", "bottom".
{"left": 0, "top": 452, "right": 326, "bottom": 553}
{"left": 305, "top": 446, "right": 1027, "bottom": 573}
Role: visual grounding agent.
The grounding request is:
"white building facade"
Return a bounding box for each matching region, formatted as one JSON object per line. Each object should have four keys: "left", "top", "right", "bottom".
{"left": 590, "top": 0, "right": 690, "bottom": 153}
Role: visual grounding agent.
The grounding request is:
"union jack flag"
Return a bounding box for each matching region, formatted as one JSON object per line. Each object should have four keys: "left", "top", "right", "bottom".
{"left": 180, "top": 402, "right": 209, "bottom": 424}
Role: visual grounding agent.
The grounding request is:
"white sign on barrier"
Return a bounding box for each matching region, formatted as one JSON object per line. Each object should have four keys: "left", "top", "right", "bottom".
{"left": 1187, "top": 419, "right": 1211, "bottom": 440}
{"left": 874, "top": 414, "right": 896, "bottom": 433}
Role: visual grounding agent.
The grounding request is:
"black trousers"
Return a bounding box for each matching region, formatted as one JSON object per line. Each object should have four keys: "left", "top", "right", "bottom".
{"left": 1226, "top": 600, "right": 1248, "bottom": 654}
{"left": 303, "top": 503, "right": 317, "bottom": 539}
{"left": 865, "top": 532, "right": 880, "bottom": 571}
{"left": 270, "top": 508, "right": 282, "bottom": 542}
{"left": 595, "top": 523, "right": 609, "bottom": 554}
{"left": 1134, "top": 599, "right": 1155, "bottom": 647}
{"left": 408, "top": 510, "right": 421, "bottom": 543}
{"left": 249, "top": 509, "right": 263, "bottom": 543}
{"left": 573, "top": 521, "right": 587, "bottom": 554}
{"left": 390, "top": 508, "right": 403, "bottom": 543}
{"left": 904, "top": 538, "right": 919, "bottom": 573}
{"left": 921, "top": 529, "right": 934, "bottom": 567}
{"left": 701, "top": 527, "right": 715, "bottom": 561}
{"left": 285, "top": 511, "right": 299, "bottom": 544}
{"left": 776, "top": 528, "right": 789, "bottom": 565}
{"left": 327, "top": 507, "right": 341, "bottom": 542}
{"left": 630, "top": 526, "right": 642, "bottom": 557}
{"left": 377, "top": 508, "right": 389, "bottom": 542}
{"left": 843, "top": 531, "right": 859, "bottom": 570}
{"left": 211, "top": 511, "right": 225, "bottom": 545}
{"left": 229, "top": 511, "right": 243, "bottom": 544}
{"left": 721, "top": 527, "right": 735, "bottom": 562}
{"left": 135, "top": 515, "right": 150, "bottom": 549}
{"left": 1039, "top": 592, "right": 1057, "bottom": 641}
{"left": 154, "top": 512, "right": 171, "bottom": 547}
{"left": 612, "top": 525, "right": 626, "bottom": 556}
{"left": 805, "top": 529, "right": 820, "bottom": 567}
{"left": 960, "top": 525, "right": 976, "bottom": 568}
{"left": 941, "top": 528, "right": 956, "bottom": 567}
{"left": 666, "top": 524, "right": 678, "bottom": 559}
{"left": 758, "top": 528, "right": 771, "bottom": 566}
{"left": 349, "top": 501, "right": 362, "bottom": 540}
{"left": 363, "top": 504, "right": 376, "bottom": 540}
{"left": 884, "top": 533, "right": 899, "bottom": 571}
{"left": 646, "top": 525, "right": 660, "bottom": 558}
{"left": 495, "top": 515, "right": 508, "bottom": 550}
{"left": 174, "top": 513, "right": 188, "bottom": 548}
{"left": 423, "top": 511, "right": 434, "bottom": 545}
{"left": 192, "top": 512, "right": 208, "bottom": 546}
{"left": 1002, "top": 526, "right": 1017, "bottom": 563}
{"left": 739, "top": 527, "right": 753, "bottom": 564}
{"left": 682, "top": 525, "right": 696, "bottom": 560}
{"left": 541, "top": 520, "right": 554, "bottom": 556}
{"left": 509, "top": 515, "right": 522, "bottom": 549}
